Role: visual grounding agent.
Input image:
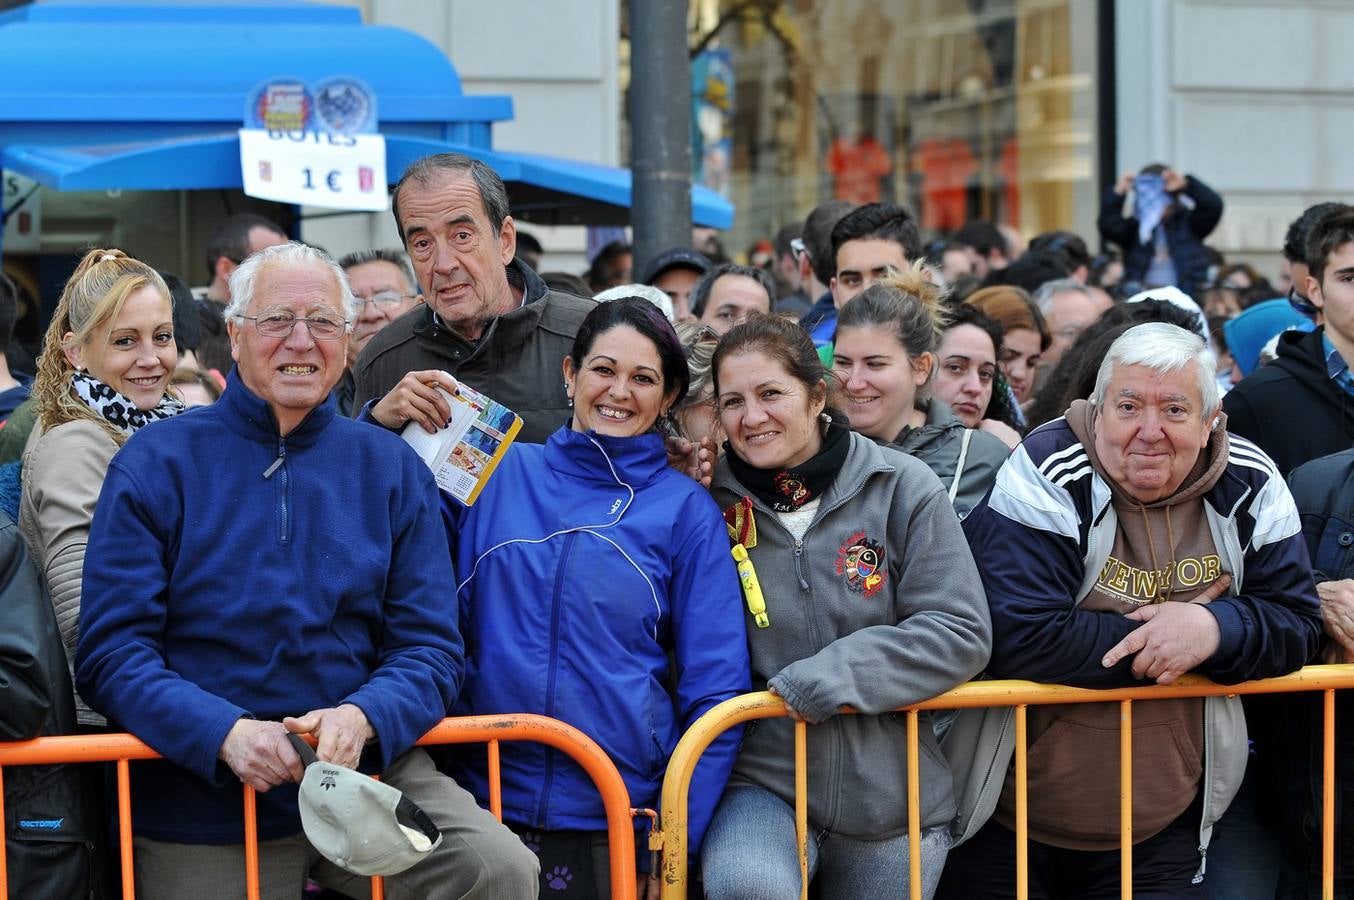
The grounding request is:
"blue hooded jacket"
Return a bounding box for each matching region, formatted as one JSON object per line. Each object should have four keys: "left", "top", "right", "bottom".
{"left": 444, "top": 425, "right": 749, "bottom": 850}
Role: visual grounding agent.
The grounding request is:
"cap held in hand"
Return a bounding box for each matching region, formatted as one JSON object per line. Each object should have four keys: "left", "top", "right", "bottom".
{"left": 287, "top": 733, "right": 442, "bottom": 876}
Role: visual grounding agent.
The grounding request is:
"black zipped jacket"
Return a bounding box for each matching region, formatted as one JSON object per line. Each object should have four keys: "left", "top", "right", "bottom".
{"left": 1, "top": 510, "right": 104, "bottom": 898}
{"left": 1223, "top": 327, "right": 1354, "bottom": 478}
{"left": 351, "top": 259, "right": 595, "bottom": 444}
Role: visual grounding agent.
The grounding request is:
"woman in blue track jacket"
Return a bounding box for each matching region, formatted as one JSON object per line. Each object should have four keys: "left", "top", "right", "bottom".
{"left": 444, "top": 298, "right": 750, "bottom": 899}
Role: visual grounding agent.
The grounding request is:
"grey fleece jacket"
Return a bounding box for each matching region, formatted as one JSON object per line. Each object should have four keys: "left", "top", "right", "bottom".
{"left": 711, "top": 432, "right": 992, "bottom": 837}
{"left": 886, "top": 398, "right": 1010, "bottom": 519}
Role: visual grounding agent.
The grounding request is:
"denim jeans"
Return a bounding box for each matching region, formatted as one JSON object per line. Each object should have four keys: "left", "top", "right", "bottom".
{"left": 1203, "top": 756, "right": 1280, "bottom": 900}
{"left": 700, "top": 783, "right": 952, "bottom": 900}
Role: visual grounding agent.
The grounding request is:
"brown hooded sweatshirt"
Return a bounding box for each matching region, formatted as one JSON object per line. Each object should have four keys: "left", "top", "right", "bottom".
{"left": 994, "top": 399, "right": 1230, "bottom": 850}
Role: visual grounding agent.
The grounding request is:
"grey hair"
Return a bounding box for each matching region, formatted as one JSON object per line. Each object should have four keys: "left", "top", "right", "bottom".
{"left": 1032, "top": 277, "right": 1092, "bottom": 315}
{"left": 225, "top": 242, "right": 357, "bottom": 323}
{"left": 1091, "top": 322, "right": 1220, "bottom": 418}
{"left": 391, "top": 153, "right": 510, "bottom": 242}
{"left": 337, "top": 248, "right": 417, "bottom": 294}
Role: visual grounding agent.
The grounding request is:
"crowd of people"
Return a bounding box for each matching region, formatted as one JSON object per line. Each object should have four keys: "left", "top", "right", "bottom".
{"left": 0, "top": 150, "right": 1350, "bottom": 900}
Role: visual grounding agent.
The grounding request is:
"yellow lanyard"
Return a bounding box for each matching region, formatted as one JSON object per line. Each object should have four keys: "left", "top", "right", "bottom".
{"left": 731, "top": 543, "right": 769, "bottom": 628}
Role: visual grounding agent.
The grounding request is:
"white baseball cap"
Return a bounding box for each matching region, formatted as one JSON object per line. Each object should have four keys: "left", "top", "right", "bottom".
{"left": 594, "top": 283, "right": 676, "bottom": 321}
{"left": 1125, "top": 285, "right": 1209, "bottom": 342}
{"left": 288, "top": 734, "right": 442, "bottom": 877}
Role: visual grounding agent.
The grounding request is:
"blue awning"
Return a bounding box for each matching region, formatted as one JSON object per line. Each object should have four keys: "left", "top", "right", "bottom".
{"left": 391, "top": 139, "right": 733, "bottom": 228}
{"left": 1, "top": 135, "right": 733, "bottom": 228}
{"left": 0, "top": 0, "right": 734, "bottom": 229}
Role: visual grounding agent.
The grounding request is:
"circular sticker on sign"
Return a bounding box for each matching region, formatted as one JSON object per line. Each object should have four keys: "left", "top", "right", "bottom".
{"left": 313, "top": 78, "right": 377, "bottom": 135}
{"left": 248, "top": 80, "right": 313, "bottom": 132}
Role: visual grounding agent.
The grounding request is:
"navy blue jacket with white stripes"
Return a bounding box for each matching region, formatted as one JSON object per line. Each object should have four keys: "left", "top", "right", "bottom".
{"left": 963, "top": 416, "right": 1321, "bottom": 689}
{"left": 948, "top": 418, "right": 1319, "bottom": 868}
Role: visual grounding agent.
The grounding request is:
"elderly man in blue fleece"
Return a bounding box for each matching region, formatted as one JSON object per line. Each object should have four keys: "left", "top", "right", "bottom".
{"left": 75, "top": 242, "right": 539, "bottom": 899}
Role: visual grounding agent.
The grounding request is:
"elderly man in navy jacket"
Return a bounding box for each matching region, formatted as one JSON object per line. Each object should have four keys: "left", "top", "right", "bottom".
{"left": 76, "top": 242, "right": 538, "bottom": 899}
{"left": 940, "top": 323, "right": 1320, "bottom": 900}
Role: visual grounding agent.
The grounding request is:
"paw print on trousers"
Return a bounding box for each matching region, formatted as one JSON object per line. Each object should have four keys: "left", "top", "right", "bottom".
{"left": 518, "top": 830, "right": 542, "bottom": 855}
{"left": 546, "top": 865, "right": 573, "bottom": 890}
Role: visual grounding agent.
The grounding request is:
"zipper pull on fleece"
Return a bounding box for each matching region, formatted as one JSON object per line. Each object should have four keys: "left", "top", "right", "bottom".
{"left": 262, "top": 441, "right": 286, "bottom": 479}
{"left": 793, "top": 539, "right": 809, "bottom": 590}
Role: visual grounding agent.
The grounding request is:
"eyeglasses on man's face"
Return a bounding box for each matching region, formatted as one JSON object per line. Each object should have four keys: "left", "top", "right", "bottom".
{"left": 239, "top": 309, "right": 350, "bottom": 340}
{"left": 353, "top": 290, "right": 418, "bottom": 311}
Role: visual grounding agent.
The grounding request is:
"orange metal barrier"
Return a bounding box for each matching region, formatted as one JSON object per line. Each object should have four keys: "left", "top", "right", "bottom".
{"left": 0, "top": 714, "right": 637, "bottom": 900}
{"left": 657, "top": 664, "right": 1354, "bottom": 900}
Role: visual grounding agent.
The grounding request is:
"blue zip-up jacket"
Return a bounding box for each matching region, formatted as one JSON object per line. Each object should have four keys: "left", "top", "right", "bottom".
{"left": 444, "top": 425, "right": 749, "bottom": 851}
{"left": 75, "top": 370, "right": 462, "bottom": 843}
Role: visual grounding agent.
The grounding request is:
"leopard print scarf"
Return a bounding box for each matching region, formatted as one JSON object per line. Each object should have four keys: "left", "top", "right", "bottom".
{"left": 71, "top": 371, "right": 184, "bottom": 436}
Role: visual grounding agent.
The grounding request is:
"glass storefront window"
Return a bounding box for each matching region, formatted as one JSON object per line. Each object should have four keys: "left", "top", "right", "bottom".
{"left": 682, "top": 0, "right": 1101, "bottom": 251}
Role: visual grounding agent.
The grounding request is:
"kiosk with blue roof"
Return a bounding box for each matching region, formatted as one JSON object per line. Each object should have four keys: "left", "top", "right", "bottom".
{"left": 0, "top": 0, "right": 733, "bottom": 259}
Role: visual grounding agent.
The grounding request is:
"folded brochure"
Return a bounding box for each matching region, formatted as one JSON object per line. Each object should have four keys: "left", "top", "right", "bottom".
{"left": 400, "top": 383, "right": 522, "bottom": 505}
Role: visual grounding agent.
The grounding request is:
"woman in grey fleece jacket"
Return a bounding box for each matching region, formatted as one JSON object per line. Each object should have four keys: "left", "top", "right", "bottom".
{"left": 700, "top": 314, "right": 992, "bottom": 900}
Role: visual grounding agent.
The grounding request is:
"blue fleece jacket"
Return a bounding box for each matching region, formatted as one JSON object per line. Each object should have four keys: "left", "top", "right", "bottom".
{"left": 75, "top": 370, "right": 462, "bottom": 843}
{"left": 443, "top": 425, "right": 749, "bottom": 851}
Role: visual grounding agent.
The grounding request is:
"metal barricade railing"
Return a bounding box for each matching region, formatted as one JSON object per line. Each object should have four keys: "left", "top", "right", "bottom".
{"left": 657, "top": 664, "right": 1354, "bottom": 900}
{"left": 0, "top": 713, "right": 638, "bottom": 900}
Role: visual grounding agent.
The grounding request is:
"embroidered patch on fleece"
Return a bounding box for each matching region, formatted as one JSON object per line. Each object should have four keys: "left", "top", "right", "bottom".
{"left": 835, "top": 531, "right": 886, "bottom": 597}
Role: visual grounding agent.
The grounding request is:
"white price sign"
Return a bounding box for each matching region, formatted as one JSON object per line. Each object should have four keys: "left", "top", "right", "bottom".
{"left": 238, "top": 128, "right": 388, "bottom": 211}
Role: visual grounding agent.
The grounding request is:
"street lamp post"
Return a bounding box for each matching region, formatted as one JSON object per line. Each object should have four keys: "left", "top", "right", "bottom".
{"left": 628, "top": 0, "right": 693, "bottom": 280}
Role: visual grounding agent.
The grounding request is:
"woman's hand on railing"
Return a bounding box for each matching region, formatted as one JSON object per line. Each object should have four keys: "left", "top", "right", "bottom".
{"left": 767, "top": 685, "right": 805, "bottom": 722}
